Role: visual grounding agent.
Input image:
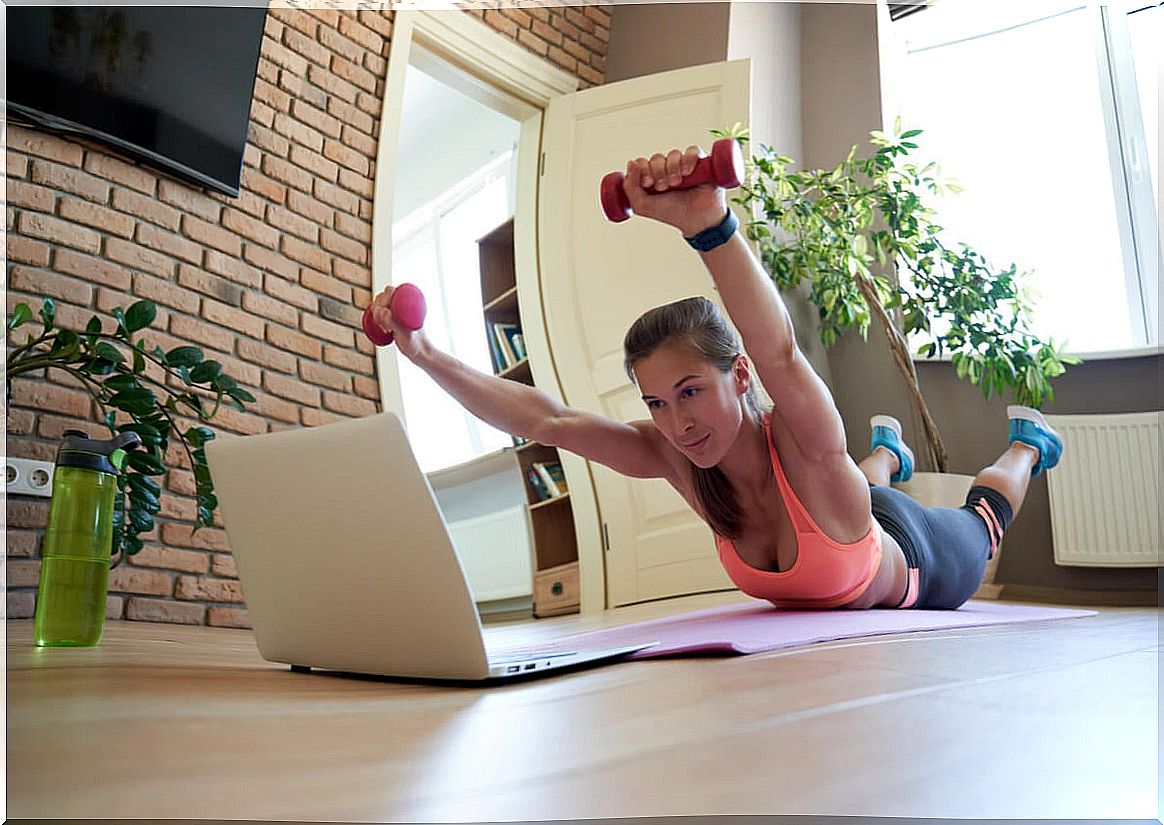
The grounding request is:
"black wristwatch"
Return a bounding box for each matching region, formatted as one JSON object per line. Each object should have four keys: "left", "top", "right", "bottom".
{"left": 684, "top": 209, "right": 739, "bottom": 252}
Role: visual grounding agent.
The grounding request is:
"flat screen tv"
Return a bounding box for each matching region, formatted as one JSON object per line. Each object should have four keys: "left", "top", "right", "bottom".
{"left": 7, "top": 5, "right": 268, "bottom": 197}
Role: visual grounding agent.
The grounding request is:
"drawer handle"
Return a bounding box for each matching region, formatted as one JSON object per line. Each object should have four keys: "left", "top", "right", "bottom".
{"left": 551, "top": 581, "right": 563, "bottom": 596}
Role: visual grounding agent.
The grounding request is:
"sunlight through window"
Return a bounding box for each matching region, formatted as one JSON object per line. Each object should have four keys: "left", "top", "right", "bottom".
{"left": 889, "top": 0, "right": 1160, "bottom": 353}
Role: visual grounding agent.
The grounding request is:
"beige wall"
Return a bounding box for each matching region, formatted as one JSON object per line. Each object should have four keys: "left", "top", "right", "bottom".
{"left": 605, "top": 3, "right": 730, "bottom": 84}
{"left": 606, "top": 0, "right": 1159, "bottom": 600}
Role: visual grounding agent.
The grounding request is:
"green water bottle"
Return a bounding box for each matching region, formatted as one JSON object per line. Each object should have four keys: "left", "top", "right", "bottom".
{"left": 33, "top": 429, "right": 142, "bottom": 647}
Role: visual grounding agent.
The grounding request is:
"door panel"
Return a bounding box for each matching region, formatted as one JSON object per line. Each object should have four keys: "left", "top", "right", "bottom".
{"left": 540, "top": 60, "right": 750, "bottom": 605}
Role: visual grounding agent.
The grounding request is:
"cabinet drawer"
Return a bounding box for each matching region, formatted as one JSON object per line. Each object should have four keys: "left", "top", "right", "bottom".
{"left": 533, "top": 561, "right": 579, "bottom": 617}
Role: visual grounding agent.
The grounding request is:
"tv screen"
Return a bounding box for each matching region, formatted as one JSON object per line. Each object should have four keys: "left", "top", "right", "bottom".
{"left": 7, "top": 5, "right": 268, "bottom": 197}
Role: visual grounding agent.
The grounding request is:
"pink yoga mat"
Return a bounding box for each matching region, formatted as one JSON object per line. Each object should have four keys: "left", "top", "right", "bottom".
{"left": 544, "top": 600, "right": 1096, "bottom": 659}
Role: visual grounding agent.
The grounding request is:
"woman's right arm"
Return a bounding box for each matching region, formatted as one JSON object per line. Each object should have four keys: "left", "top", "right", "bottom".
{"left": 370, "top": 288, "right": 675, "bottom": 481}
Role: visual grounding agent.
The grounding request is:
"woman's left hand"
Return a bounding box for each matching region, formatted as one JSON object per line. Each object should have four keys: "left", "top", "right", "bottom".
{"left": 621, "top": 145, "right": 727, "bottom": 237}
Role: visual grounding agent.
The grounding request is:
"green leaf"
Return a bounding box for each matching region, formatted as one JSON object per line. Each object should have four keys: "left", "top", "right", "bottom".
{"left": 126, "top": 449, "right": 166, "bottom": 475}
{"left": 49, "top": 330, "right": 81, "bottom": 359}
{"left": 127, "top": 480, "right": 161, "bottom": 512}
{"left": 112, "top": 307, "right": 128, "bottom": 337}
{"left": 213, "top": 375, "right": 239, "bottom": 393}
{"left": 39, "top": 298, "right": 57, "bottom": 330}
{"left": 111, "top": 400, "right": 156, "bottom": 417}
{"left": 122, "top": 422, "right": 163, "bottom": 448}
{"left": 190, "top": 360, "right": 223, "bottom": 384}
{"left": 127, "top": 472, "right": 162, "bottom": 497}
{"left": 8, "top": 303, "right": 33, "bottom": 332}
{"left": 132, "top": 486, "right": 162, "bottom": 514}
{"left": 87, "top": 358, "right": 120, "bottom": 377}
{"left": 128, "top": 508, "right": 154, "bottom": 533}
{"left": 109, "top": 387, "right": 157, "bottom": 407}
{"left": 124, "top": 301, "right": 157, "bottom": 333}
{"left": 94, "top": 342, "right": 126, "bottom": 363}
{"left": 104, "top": 374, "right": 139, "bottom": 391}
{"left": 184, "top": 426, "right": 217, "bottom": 448}
{"left": 166, "top": 346, "right": 205, "bottom": 368}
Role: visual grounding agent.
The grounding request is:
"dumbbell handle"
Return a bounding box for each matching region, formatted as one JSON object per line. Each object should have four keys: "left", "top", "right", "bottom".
{"left": 662, "top": 156, "right": 719, "bottom": 190}
{"left": 362, "top": 283, "right": 426, "bottom": 347}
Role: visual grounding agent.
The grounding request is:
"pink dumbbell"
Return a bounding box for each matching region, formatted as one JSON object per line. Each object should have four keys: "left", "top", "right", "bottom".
{"left": 361, "top": 283, "right": 427, "bottom": 347}
{"left": 600, "top": 139, "right": 745, "bottom": 223}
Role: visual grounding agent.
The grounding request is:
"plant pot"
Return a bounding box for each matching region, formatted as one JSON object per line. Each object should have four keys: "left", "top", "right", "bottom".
{"left": 892, "top": 472, "right": 1003, "bottom": 600}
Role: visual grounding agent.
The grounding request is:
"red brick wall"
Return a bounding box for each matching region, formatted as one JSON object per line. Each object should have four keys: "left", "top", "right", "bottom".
{"left": 5, "top": 4, "right": 611, "bottom": 627}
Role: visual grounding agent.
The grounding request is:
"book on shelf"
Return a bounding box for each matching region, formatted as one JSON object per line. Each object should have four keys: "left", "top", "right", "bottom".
{"left": 531, "top": 461, "right": 568, "bottom": 497}
{"left": 526, "top": 466, "right": 552, "bottom": 502}
{"left": 486, "top": 326, "right": 506, "bottom": 373}
{"left": 490, "top": 322, "right": 524, "bottom": 370}
{"left": 544, "top": 461, "right": 568, "bottom": 494}
{"left": 508, "top": 330, "right": 527, "bottom": 362}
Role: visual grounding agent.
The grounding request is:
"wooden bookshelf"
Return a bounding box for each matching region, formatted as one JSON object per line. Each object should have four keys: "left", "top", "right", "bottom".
{"left": 478, "top": 217, "right": 580, "bottom": 618}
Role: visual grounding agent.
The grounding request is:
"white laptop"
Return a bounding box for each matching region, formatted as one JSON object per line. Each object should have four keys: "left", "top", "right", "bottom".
{"left": 205, "top": 412, "right": 654, "bottom": 683}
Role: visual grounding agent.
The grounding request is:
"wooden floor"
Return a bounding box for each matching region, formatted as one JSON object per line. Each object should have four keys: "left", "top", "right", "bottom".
{"left": 5, "top": 592, "right": 1159, "bottom": 822}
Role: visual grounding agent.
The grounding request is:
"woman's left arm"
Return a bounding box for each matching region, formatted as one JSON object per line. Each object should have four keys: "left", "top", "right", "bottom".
{"left": 699, "top": 232, "right": 848, "bottom": 460}
{"left": 622, "top": 148, "right": 848, "bottom": 460}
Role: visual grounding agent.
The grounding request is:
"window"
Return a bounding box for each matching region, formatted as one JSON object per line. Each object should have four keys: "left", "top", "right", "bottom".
{"left": 391, "top": 62, "right": 520, "bottom": 472}
{"left": 1126, "top": 3, "right": 1159, "bottom": 200}
{"left": 885, "top": 0, "right": 1160, "bottom": 354}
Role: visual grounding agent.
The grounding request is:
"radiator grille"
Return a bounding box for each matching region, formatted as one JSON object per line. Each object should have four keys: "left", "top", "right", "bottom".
{"left": 1045, "top": 412, "right": 1161, "bottom": 567}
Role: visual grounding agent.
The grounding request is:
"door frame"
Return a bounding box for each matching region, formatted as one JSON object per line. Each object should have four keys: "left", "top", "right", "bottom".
{"left": 371, "top": 13, "right": 614, "bottom": 612}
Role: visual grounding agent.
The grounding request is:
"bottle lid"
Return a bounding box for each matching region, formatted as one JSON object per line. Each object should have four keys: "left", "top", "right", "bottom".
{"left": 56, "top": 431, "right": 143, "bottom": 475}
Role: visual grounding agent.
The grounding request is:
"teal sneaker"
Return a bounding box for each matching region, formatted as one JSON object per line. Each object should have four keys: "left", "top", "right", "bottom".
{"left": 1008, "top": 405, "right": 1063, "bottom": 477}
{"left": 870, "top": 415, "right": 914, "bottom": 483}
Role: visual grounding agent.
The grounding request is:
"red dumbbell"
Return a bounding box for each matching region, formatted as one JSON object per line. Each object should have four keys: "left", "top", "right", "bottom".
{"left": 600, "top": 139, "right": 745, "bottom": 223}
{"left": 361, "top": 283, "right": 427, "bottom": 347}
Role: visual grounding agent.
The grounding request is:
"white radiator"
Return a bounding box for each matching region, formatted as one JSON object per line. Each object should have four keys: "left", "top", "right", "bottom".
{"left": 447, "top": 505, "right": 533, "bottom": 601}
{"left": 1045, "top": 412, "right": 1162, "bottom": 567}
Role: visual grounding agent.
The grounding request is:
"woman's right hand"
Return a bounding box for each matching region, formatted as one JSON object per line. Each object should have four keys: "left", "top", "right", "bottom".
{"left": 622, "top": 145, "right": 728, "bottom": 238}
{"left": 369, "top": 285, "right": 426, "bottom": 359}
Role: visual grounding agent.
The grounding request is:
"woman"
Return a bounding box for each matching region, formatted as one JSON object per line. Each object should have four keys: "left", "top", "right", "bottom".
{"left": 368, "top": 145, "right": 1064, "bottom": 610}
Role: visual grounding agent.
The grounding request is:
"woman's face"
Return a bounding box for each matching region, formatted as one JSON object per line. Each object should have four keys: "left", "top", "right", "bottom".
{"left": 632, "top": 341, "right": 749, "bottom": 468}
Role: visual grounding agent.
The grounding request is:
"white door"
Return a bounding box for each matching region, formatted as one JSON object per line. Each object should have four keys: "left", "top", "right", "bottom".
{"left": 539, "top": 60, "right": 750, "bottom": 606}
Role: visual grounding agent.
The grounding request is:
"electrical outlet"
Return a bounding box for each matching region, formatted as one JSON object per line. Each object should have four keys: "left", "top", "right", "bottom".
{"left": 6, "top": 457, "right": 55, "bottom": 498}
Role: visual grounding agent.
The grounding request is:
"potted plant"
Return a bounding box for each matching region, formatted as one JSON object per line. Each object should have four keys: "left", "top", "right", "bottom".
{"left": 717, "top": 121, "right": 1080, "bottom": 594}
{"left": 6, "top": 296, "right": 254, "bottom": 566}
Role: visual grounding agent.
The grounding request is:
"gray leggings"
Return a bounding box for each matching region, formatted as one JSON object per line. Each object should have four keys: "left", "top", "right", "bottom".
{"left": 868, "top": 483, "right": 1013, "bottom": 610}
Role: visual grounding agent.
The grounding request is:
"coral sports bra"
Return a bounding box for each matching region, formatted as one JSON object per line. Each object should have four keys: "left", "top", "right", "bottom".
{"left": 715, "top": 414, "right": 883, "bottom": 609}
